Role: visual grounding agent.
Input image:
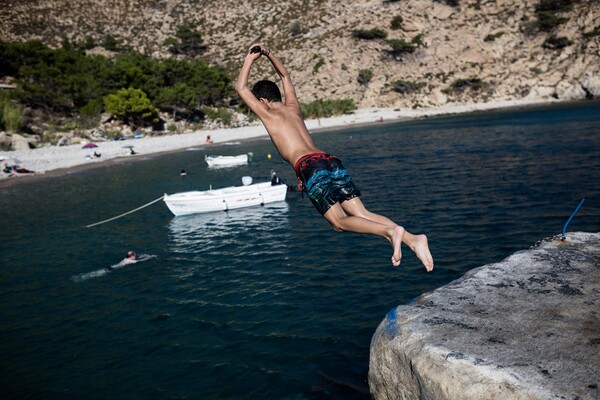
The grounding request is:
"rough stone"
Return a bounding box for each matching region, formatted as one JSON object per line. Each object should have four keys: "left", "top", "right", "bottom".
{"left": 11, "top": 133, "right": 31, "bottom": 150}
{"left": 556, "top": 80, "right": 587, "bottom": 100}
{"left": 401, "top": 21, "right": 420, "bottom": 32}
{"left": 0, "top": 131, "right": 10, "bottom": 148}
{"left": 581, "top": 75, "right": 600, "bottom": 98}
{"left": 369, "top": 232, "right": 600, "bottom": 400}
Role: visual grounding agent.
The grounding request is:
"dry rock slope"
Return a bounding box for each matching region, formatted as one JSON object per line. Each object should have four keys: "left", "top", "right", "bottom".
{"left": 1, "top": 0, "right": 599, "bottom": 108}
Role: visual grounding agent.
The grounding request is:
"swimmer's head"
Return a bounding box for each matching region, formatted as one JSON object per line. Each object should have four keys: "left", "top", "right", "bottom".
{"left": 127, "top": 251, "right": 136, "bottom": 257}
{"left": 251, "top": 80, "right": 282, "bottom": 103}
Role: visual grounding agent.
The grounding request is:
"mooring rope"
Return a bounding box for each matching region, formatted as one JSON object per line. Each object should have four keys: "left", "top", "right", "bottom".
{"left": 562, "top": 198, "right": 585, "bottom": 239}
{"left": 530, "top": 197, "right": 586, "bottom": 249}
{"left": 84, "top": 195, "right": 165, "bottom": 228}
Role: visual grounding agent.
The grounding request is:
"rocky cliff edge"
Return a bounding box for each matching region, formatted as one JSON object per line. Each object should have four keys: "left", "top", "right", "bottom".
{"left": 369, "top": 231, "right": 600, "bottom": 400}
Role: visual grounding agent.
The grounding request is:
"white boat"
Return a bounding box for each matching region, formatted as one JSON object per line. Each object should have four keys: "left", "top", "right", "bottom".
{"left": 163, "top": 177, "right": 287, "bottom": 216}
{"left": 205, "top": 154, "right": 248, "bottom": 167}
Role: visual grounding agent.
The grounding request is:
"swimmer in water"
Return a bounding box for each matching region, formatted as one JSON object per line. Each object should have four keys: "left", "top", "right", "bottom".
{"left": 106, "top": 251, "right": 138, "bottom": 272}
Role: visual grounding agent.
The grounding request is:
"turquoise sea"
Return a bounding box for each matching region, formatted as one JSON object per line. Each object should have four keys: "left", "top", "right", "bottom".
{"left": 1, "top": 101, "right": 599, "bottom": 399}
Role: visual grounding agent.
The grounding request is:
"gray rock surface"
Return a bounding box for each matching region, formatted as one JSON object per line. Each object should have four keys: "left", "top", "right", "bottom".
{"left": 369, "top": 232, "right": 600, "bottom": 400}
{"left": 11, "top": 133, "right": 30, "bottom": 151}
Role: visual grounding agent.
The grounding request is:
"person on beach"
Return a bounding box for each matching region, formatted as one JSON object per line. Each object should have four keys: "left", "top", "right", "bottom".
{"left": 235, "top": 44, "right": 433, "bottom": 270}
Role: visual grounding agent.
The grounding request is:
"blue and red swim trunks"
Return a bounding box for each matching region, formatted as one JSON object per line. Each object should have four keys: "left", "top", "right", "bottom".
{"left": 294, "top": 152, "right": 361, "bottom": 215}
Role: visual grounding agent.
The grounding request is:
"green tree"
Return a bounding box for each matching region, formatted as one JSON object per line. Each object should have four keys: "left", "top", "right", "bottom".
{"left": 0, "top": 40, "right": 52, "bottom": 78}
{"left": 103, "top": 34, "right": 120, "bottom": 51}
{"left": 0, "top": 40, "right": 234, "bottom": 122}
{"left": 103, "top": 87, "right": 158, "bottom": 127}
{"left": 167, "top": 24, "right": 206, "bottom": 57}
{"left": 391, "top": 16, "right": 404, "bottom": 30}
{"left": 155, "top": 83, "right": 198, "bottom": 118}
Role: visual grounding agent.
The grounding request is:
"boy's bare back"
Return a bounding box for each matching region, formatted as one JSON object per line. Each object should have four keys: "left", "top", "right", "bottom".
{"left": 259, "top": 103, "right": 322, "bottom": 165}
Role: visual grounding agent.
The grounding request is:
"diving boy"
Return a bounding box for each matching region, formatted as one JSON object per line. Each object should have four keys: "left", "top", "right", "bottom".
{"left": 235, "top": 44, "right": 433, "bottom": 271}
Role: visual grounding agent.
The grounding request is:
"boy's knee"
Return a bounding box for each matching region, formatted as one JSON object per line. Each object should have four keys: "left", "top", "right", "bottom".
{"left": 327, "top": 219, "right": 345, "bottom": 232}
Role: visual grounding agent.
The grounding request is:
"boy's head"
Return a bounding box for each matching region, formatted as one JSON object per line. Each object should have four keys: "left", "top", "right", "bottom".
{"left": 251, "top": 80, "right": 282, "bottom": 103}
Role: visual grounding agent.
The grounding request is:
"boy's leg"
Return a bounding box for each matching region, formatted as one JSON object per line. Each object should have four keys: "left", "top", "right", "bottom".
{"left": 323, "top": 198, "right": 433, "bottom": 271}
{"left": 323, "top": 202, "right": 404, "bottom": 266}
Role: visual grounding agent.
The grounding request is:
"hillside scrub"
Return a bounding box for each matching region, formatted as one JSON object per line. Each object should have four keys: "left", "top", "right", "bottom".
{"left": 0, "top": 40, "right": 232, "bottom": 124}
{"left": 386, "top": 34, "right": 424, "bottom": 58}
{"left": 392, "top": 80, "right": 426, "bottom": 94}
{"left": 443, "top": 78, "right": 487, "bottom": 94}
{"left": 0, "top": 92, "right": 23, "bottom": 133}
{"left": 535, "top": 0, "right": 573, "bottom": 31}
{"left": 301, "top": 99, "right": 357, "bottom": 119}
{"left": 352, "top": 28, "right": 388, "bottom": 40}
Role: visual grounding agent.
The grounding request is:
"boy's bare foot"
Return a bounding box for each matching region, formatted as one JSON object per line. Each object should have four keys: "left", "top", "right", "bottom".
{"left": 411, "top": 234, "right": 434, "bottom": 272}
{"left": 390, "top": 226, "right": 405, "bottom": 267}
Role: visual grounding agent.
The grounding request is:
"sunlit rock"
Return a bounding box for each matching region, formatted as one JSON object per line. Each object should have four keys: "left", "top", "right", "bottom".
{"left": 369, "top": 232, "right": 600, "bottom": 400}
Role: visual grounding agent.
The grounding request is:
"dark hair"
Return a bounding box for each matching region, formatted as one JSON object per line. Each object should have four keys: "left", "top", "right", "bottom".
{"left": 251, "top": 80, "right": 282, "bottom": 102}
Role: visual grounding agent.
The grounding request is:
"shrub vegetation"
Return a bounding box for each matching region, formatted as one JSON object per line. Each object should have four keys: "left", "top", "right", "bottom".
{"left": 357, "top": 69, "right": 373, "bottom": 85}
{"left": 301, "top": 99, "right": 357, "bottom": 119}
{"left": 392, "top": 80, "right": 425, "bottom": 94}
{"left": 167, "top": 24, "right": 207, "bottom": 57}
{"left": 484, "top": 32, "right": 505, "bottom": 42}
{"left": 442, "top": 78, "right": 486, "bottom": 94}
{"left": 352, "top": 28, "right": 388, "bottom": 40}
{"left": 0, "top": 40, "right": 233, "bottom": 127}
{"left": 386, "top": 34, "right": 424, "bottom": 58}
{"left": 535, "top": 0, "right": 572, "bottom": 31}
{"left": 543, "top": 35, "right": 573, "bottom": 49}
{"left": 0, "top": 92, "right": 23, "bottom": 133}
{"left": 390, "top": 16, "right": 404, "bottom": 30}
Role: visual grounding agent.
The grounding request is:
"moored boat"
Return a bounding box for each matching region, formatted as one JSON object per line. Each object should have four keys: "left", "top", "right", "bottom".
{"left": 205, "top": 154, "right": 248, "bottom": 167}
{"left": 164, "top": 177, "right": 287, "bottom": 216}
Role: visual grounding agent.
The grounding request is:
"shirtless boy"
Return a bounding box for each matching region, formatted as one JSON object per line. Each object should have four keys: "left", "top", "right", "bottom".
{"left": 235, "top": 44, "right": 433, "bottom": 271}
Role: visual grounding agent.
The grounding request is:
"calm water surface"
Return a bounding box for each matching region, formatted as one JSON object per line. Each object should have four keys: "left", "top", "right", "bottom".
{"left": 1, "top": 101, "right": 599, "bottom": 399}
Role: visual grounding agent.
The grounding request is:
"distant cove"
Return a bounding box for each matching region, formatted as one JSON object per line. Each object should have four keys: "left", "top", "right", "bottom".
{"left": 0, "top": 100, "right": 599, "bottom": 399}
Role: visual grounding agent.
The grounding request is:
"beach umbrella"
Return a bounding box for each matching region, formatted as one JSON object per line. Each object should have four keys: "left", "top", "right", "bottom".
{"left": 121, "top": 144, "right": 135, "bottom": 149}
{"left": 82, "top": 143, "right": 98, "bottom": 149}
{"left": 0, "top": 157, "right": 22, "bottom": 165}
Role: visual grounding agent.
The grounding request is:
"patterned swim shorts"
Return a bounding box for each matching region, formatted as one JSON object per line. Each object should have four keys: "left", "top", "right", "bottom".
{"left": 294, "top": 152, "right": 361, "bottom": 215}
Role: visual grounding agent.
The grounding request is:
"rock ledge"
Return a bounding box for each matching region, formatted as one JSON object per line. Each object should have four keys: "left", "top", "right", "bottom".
{"left": 369, "top": 232, "right": 600, "bottom": 400}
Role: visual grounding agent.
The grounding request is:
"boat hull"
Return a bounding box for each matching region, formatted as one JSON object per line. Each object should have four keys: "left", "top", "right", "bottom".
{"left": 164, "top": 181, "right": 287, "bottom": 216}
{"left": 205, "top": 154, "right": 248, "bottom": 167}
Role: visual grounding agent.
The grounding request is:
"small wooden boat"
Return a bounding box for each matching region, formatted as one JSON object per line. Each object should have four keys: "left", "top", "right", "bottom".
{"left": 164, "top": 177, "right": 287, "bottom": 216}
{"left": 205, "top": 154, "right": 248, "bottom": 167}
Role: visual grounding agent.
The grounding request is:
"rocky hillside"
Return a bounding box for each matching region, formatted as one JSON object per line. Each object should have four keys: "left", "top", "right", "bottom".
{"left": 1, "top": 0, "right": 599, "bottom": 108}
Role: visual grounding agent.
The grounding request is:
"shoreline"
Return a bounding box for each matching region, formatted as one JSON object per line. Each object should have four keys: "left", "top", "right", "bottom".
{"left": 0, "top": 98, "right": 564, "bottom": 188}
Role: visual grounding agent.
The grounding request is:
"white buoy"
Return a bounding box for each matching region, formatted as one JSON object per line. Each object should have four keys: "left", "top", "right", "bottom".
{"left": 242, "top": 176, "right": 253, "bottom": 186}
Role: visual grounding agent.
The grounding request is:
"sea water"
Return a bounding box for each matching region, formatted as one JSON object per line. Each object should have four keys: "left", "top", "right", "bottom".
{"left": 1, "top": 101, "right": 599, "bottom": 399}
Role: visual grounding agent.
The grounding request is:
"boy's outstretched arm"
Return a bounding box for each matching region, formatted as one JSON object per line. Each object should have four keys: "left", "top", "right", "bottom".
{"left": 264, "top": 48, "right": 300, "bottom": 108}
{"left": 235, "top": 45, "right": 269, "bottom": 118}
